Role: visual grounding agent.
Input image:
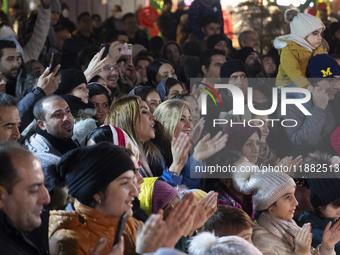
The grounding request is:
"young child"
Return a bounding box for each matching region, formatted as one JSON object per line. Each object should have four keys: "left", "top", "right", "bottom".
{"left": 203, "top": 205, "right": 254, "bottom": 243}
{"left": 234, "top": 167, "right": 340, "bottom": 255}
{"left": 274, "top": 9, "right": 325, "bottom": 89}
{"left": 297, "top": 151, "right": 340, "bottom": 254}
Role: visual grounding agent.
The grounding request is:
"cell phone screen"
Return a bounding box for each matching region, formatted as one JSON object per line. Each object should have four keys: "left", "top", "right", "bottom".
{"left": 113, "top": 211, "right": 128, "bottom": 246}
{"left": 49, "top": 52, "right": 62, "bottom": 71}
{"left": 100, "top": 43, "right": 110, "bottom": 60}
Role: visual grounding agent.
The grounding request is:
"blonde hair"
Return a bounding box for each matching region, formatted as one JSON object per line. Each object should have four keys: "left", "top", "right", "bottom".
{"left": 153, "top": 99, "right": 190, "bottom": 139}
{"left": 105, "top": 95, "right": 141, "bottom": 146}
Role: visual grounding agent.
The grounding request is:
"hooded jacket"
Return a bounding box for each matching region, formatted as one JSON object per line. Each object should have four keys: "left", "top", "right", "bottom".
{"left": 274, "top": 38, "right": 324, "bottom": 88}
{"left": 49, "top": 200, "right": 142, "bottom": 255}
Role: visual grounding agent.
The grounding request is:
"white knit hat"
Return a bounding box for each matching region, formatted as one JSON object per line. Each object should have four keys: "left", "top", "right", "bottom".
{"left": 233, "top": 163, "right": 296, "bottom": 211}
{"left": 285, "top": 9, "right": 324, "bottom": 38}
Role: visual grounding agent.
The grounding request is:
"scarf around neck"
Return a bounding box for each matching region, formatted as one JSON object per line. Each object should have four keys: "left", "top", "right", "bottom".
{"left": 36, "top": 125, "right": 78, "bottom": 155}
{"left": 257, "top": 212, "right": 301, "bottom": 250}
{"left": 274, "top": 34, "right": 316, "bottom": 52}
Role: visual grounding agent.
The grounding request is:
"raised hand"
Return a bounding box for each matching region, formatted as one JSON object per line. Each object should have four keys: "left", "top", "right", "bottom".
{"left": 193, "top": 131, "right": 228, "bottom": 162}
{"left": 294, "top": 223, "right": 312, "bottom": 255}
{"left": 190, "top": 117, "right": 205, "bottom": 145}
{"left": 136, "top": 213, "right": 168, "bottom": 254}
{"left": 84, "top": 47, "right": 107, "bottom": 82}
{"left": 163, "top": 192, "right": 195, "bottom": 247}
{"left": 321, "top": 220, "right": 340, "bottom": 249}
{"left": 37, "top": 65, "right": 61, "bottom": 95}
{"left": 189, "top": 191, "right": 217, "bottom": 233}
{"left": 169, "top": 132, "right": 191, "bottom": 175}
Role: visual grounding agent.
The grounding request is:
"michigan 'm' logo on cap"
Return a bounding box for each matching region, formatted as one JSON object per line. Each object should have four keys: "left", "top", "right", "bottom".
{"left": 321, "top": 67, "right": 332, "bottom": 77}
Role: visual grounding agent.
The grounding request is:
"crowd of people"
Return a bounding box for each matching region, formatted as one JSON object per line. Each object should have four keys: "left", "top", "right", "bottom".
{"left": 1, "top": 0, "right": 340, "bottom": 254}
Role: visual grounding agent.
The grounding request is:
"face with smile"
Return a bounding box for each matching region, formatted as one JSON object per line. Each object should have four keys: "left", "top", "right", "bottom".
{"left": 94, "top": 170, "right": 138, "bottom": 217}
{"left": 135, "top": 100, "right": 156, "bottom": 142}
{"left": 165, "top": 44, "right": 181, "bottom": 64}
{"left": 0, "top": 106, "right": 21, "bottom": 142}
{"left": 268, "top": 187, "right": 298, "bottom": 221}
{"left": 0, "top": 153, "right": 50, "bottom": 232}
{"left": 38, "top": 98, "right": 74, "bottom": 139}
{"left": 241, "top": 132, "right": 260, "bottom": 164}
{"left": 99, "top": 64, "right": 119, "bottom": 89}
{"left": 305, "top": 29, "right": 323, "bottom": 49}
{"left": 174, "top": 109, "right": 191, "bottom": 138}
{"left": 90, "top": 94, "right": 110, "bottom": 126}
{"left": 69, "top": 83, "right": 89, "bottom": 104}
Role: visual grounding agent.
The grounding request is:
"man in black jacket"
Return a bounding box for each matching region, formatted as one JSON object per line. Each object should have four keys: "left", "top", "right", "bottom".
{"left": 0, "top": 142, "right": 51, "bottom": 254}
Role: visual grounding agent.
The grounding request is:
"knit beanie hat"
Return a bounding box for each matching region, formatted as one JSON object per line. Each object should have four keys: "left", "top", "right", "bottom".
{"left": 56, "top": 143, "right": 135, "bottom": 205}
{"left": 55, "top": 69, "right": 87, "bottom": 95}
{"left": 225, "top": 126, "right": 261, "bottom": 152}
{"left": 308, "top": 178, "right": 340, "bottom": 208}
{"left": 207, "top": 34, "right": 228, "bottom": 49}
{"left": 233, "top": 47, "right": 258, "bottom": 64}
{"left": 233, "top": 163, "right": 296, "bottom": 211}
{"left": 220, "top": 59, "right": 247, "bottom": 79}
{"left": 307, "top": 54, "right": 340, "bottom": 80}
{"left": 51, "top": 0, "right": 61, "bottom": 13}
{"left": 285, "top": 9, "right": 324, "bottom": 38}
{"left": 152, "top": 179, "right": 178, "bottom": 214}
{"left": 331, "top": 127, "right": 340, "bottom": 156}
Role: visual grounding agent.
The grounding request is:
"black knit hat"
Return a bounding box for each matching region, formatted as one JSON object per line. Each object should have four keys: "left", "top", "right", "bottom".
{"left": 55, "top": 68, "right": 87, "bottom": 95}
{"left": 56, "top": 142, "right": 135, "bottom": 206}
{"left": 220, "top": 59, "right": 247, "bottom": 79}
{"left": 233, "top": 47, "right": 258, "bottom": 63}
{"left": 206, "top": 34, "right": 228, "bottom": 49}
{"left": 308, "top": 178, "right": 340, "bottom": 208}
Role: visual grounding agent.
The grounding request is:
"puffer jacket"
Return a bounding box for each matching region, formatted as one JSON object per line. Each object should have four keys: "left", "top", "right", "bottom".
{"left": 274, "top": 39, "right": 324, "bottom": 88}
{"left": 49, "top": 200, "right": 143, "bottom": 255}
{"left": 253, "top": 213, "right": 335, "bottom": 255}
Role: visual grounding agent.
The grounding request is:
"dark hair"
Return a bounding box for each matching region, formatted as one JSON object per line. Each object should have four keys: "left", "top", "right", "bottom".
{"left": 316, "top": 197, "right": 340, "bottom": 217}
{"left": 122, "top": 12, "right": 135, "bottom": 23}
{"left": 181, "top": 39, "right": 202, "bottom": 57}
{"left": 0, "top": 40, "right": 17, "bottom": 60}
{"left": 0, "top": 142, "right": 29, "bottom": 193}
{"left": 87, "top": 82, "right": 112, "bottom": 106}
{"left": 77, "top": 12, "right": 90, "bottom": 23}
{"left": 200, "top": 15, "right": 220, "bottom": 29}
{"left": 162, "top": 41, "right": 182, "bottom": 61}
{"left": 134, "top": 55, "right": 152, "bottom": 68}
{"left": 89, "top": 75, "right": 104, "bottom": 83}
{"left": 91, "top": 14, "right": 101, "bottom": 21}
{"left": 85, "top": 126, "right": 114, "bottom": 145}
{"left": 146, "top": 58, "right": 172, "bottom": 86}
{"left": 33, "top": 95, "right": 63, "bottom": 121}
{"left": 0, "top": 93, "right": 17, "bottom": 107}
{"left": 133, "top": 86, "right": 157, "bottom": 101}
{"left": 203, "top": 205, "right": 254, "bottom": 237}
{"left": 107, "top": 30, "right": 128, "bottom": 44}
{"left": 165, "top": 78, "right": 183, "bottom": 96}
{"left": 199, "top": 49, "right": 225, "bottom": 69}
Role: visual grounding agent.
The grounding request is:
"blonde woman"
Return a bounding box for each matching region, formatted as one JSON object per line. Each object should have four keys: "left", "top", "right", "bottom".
{"left": 105, "top": 95, "right": 190, "bottom": 182}
{"left": 153, "top": 99, "right": 228, "bottom": 189}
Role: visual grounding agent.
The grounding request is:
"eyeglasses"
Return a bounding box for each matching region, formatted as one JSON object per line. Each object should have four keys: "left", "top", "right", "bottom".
{"left": 103, "top": 64, "right": 118, "bottom": 72}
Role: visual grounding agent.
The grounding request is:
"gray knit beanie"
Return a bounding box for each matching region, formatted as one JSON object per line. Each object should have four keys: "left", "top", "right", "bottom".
{"left": 233, "top": 163, "right": 296, "bottom": 211}
{"left": 285, "top": 9, "right": 324, "bottom": 38}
